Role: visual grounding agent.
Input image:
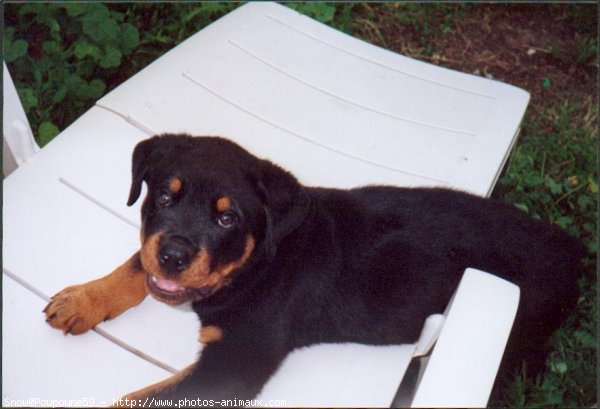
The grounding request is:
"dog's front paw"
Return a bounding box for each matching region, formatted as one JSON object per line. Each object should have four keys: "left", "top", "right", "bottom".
{"left": 44, "top": 285, "right": 105, "bottom": 335}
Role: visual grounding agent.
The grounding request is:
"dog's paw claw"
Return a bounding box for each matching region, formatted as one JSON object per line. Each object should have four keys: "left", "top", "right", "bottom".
{"left": 43, "top": 286, "right": 100, "bottom": 335}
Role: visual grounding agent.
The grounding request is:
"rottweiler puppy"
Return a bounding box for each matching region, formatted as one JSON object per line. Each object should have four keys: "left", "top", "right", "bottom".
{"left": 44, "top": 134, "right": 585, "bottom": 403}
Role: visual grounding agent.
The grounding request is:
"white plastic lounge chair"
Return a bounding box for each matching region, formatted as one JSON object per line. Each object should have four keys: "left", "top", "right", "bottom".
{"left": 3, "top": 2, "right": 528, "bottom": 407}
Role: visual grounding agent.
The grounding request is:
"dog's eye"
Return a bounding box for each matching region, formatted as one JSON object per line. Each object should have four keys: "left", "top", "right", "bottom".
{"left": 218, "top": 211, "right": 236, "bottom": 229}
{"left": 156, "top": 189, "right": 172, "bottom": 207}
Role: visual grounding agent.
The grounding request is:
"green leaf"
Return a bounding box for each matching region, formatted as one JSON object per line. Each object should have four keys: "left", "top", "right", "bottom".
{"left": 5, "top": 26, "right": 15, "bottom": 41}
{"left": 5, "top": 38, "right": 29, "bottom": 62}
{"left": 42, "top": 40, "right": 61, "bottom": 55}
{"left": 550, "top": 361, "right": 568, "bottom": 375}
{"left": 21, "top": 4, "right": 61, "bottom": 33}
{"left": 18, "top": 3, "right": 41, "bottom": 16}
{"left": 81, "top": 6, "right": 119, "bottom": 42}
{"left": 111, "top": 9, "right": 125, "bottom": 23}
{"left": 290, "top": 3, "right": 336, "bottom": 23}
{"left": 182, "top": 4, "right": 228, "bottom": 24}
{"left": 514, "top": 203, "right": 529, "bottom": 213}
{"left": 46, "top": 67, "right": 71, "bottom": 85}
{"left": 544, "top": 176, "right": 563, "bottom": 195}
{"left": 67, "top": 75, "right": 88, "bottom": 98}
{"left": 555, "top": 216, "right": 573, "bottom": 229}
{"left": 73, "top": 41, "right": 102, "bottom": 60}
{"left": 118, "top": 23, "right": 140, "bottom": 54}
{"left": 542, "top": 77, "right": 552, "bottom": 89}
{"left": 33, "top": 68, "right": 43, "bottom": 87}
{"left": 71, "top": 76, "right": 106, "bottom": 100}
{"left": 525, "top": 174, "right": 544, "bottom": 187}
{"left": 38, "top": 122, "right": 60, "bottom": 146}
{"left": 99, "top": 45, "right": 122, "bottom": 68}
{"left": 87, "top": 79, "right": 106, "bottom": 99}
{"left": 63, "top": 3, "right": 87, "bottom": 17}
{"left": 52, "top": 86, "right": 68, "bottom": 104}
{"left": 17, "top": 88, "right": 38, "bottom": 113}
{"left": 587, "top": 240, "right": 597, "bottom": 254}
{"left": 45, "top": 17, "right": 61, "bottom": 34}
{"left": 573, "top": 330, "right": 596, "bottom": 348}
{"left": 582, "top": 221, "right": 595, "bottom": 233}
{"left": 577, "top": 195, "right": 594, "bottom": 210}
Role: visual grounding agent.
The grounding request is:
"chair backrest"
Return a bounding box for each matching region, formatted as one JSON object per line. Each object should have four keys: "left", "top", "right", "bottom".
{"left": 94, "top": 2, "right": 530, "bottom": 198}
{"left": 3, "top": 62, "right": 40, "bottom": 176}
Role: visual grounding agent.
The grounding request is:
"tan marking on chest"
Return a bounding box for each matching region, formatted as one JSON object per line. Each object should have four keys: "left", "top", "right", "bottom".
{"left": 199, "top": 325, "right": 223, "bottom": 344}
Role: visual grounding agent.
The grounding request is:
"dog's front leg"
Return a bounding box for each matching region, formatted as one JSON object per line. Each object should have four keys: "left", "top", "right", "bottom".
{"left": 119, "top": 326, "right": 286, "bottom": 407}
{"left": 44, "top": 253, "right": 148, "bottom": 334}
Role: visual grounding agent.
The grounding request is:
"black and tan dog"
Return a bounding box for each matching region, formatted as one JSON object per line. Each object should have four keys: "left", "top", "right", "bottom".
{"left": 44, "top": 134, "right": 585, "bottom": 403}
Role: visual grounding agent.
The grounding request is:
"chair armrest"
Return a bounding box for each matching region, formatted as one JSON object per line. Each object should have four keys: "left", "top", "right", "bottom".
{"left": 3, "top": 62, "right": 39, "bottom": 175}
{"left": 411, "top": 268, "right": 520, "bottom": 408}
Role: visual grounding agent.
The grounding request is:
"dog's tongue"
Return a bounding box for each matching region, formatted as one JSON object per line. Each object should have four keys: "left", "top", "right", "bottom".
{"left": 153, "top": 276, "right": 186, "bottom": 293}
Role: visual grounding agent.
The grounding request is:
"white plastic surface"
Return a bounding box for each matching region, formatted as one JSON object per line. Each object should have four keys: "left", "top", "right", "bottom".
{"left": 97, "top": 2, "right": 529, "bottom": 196}
{"left": 3, "top": 2, "right": 528, "bottom": 407}
{"left": 2, "top": 108, "right": 200, "bottom": 373}
{"left": 257, "top": 313, "right": 445, "bottom": 407}
{"left": 411, "top": 269, "right": 520, "bottom": 408}
{"left": 258, "top": 343, "right": 416, "bottom": 407}
{"left": 3, "top": 62, "right": 40, "bottom": 175}
{"left": 2, "top": 273, "right": 172, "bottom": 407}
{"left": 414, "top": 314, "right": 445, "bottom": 357}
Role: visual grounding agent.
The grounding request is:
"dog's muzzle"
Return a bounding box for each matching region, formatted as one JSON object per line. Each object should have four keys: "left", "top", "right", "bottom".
{"left": 158, "top": 235, "right": 197, "bottom": 274}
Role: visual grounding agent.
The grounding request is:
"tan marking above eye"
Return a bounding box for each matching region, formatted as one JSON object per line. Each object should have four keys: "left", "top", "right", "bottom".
{"left": 169, "top": 178, "right": 182, "bottom": 194}
{"left": 216, "top": 196, "right": 231, "bottom": 212}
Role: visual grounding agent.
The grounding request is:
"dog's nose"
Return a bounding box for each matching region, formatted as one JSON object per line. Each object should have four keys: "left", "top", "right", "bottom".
{"left": 158, "top": 236, "right": 195, "bottom": 274}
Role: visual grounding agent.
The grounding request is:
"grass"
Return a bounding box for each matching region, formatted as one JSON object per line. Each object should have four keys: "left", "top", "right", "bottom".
{"left": 493, "top": 102, "right": 597, "bottom": 407}
{"left": 4, "top": 3, "right": 597, "bottom": 407}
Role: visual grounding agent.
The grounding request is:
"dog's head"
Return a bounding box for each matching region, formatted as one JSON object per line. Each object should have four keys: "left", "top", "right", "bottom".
{"left": 127, "top": 134, "right": 309, "bottom": 305}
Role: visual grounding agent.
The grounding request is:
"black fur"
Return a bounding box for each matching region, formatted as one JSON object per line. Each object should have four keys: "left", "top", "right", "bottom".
{"left": 129, "top": 134, "right": 585, "bottom": 403}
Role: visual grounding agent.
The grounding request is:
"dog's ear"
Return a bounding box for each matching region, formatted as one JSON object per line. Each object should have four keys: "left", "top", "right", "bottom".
{"left": 127, "top": 138, "right": 155, "bottom": 206}
{"left": 250, "top": 160, "right": 310, "bottom": 256}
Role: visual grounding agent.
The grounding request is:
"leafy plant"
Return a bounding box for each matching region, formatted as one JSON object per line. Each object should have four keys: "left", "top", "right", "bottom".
{"left": 115, "top": 2, "right": 239, "bottom": 69}
{"left": 4, "top": 2, "right": 239, "bottom": 147}
{"left": 492, "top": 97, "right": 597, "bottom": 407}
{"left": 288, "top": 3, "right": 337, "bottom": 24}
{"left": 287, "top": 2, "right": 358, "bottom": 33}
{"left": 495, "top": 101, "right": 597, "bottom": 253}
{"left": 4, "top": 26, "right": 29, "bottom": 62}
{"left": 4, "top": 3, "right": 140, "bottom": 145}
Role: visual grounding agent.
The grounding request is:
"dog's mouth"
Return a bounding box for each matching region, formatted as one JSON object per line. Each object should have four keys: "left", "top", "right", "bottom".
{"left": 146, "top": 275, "right": 215, "bottom": 305}
{"left": 141, "top": 232, "right": 256, "bottom": 305}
